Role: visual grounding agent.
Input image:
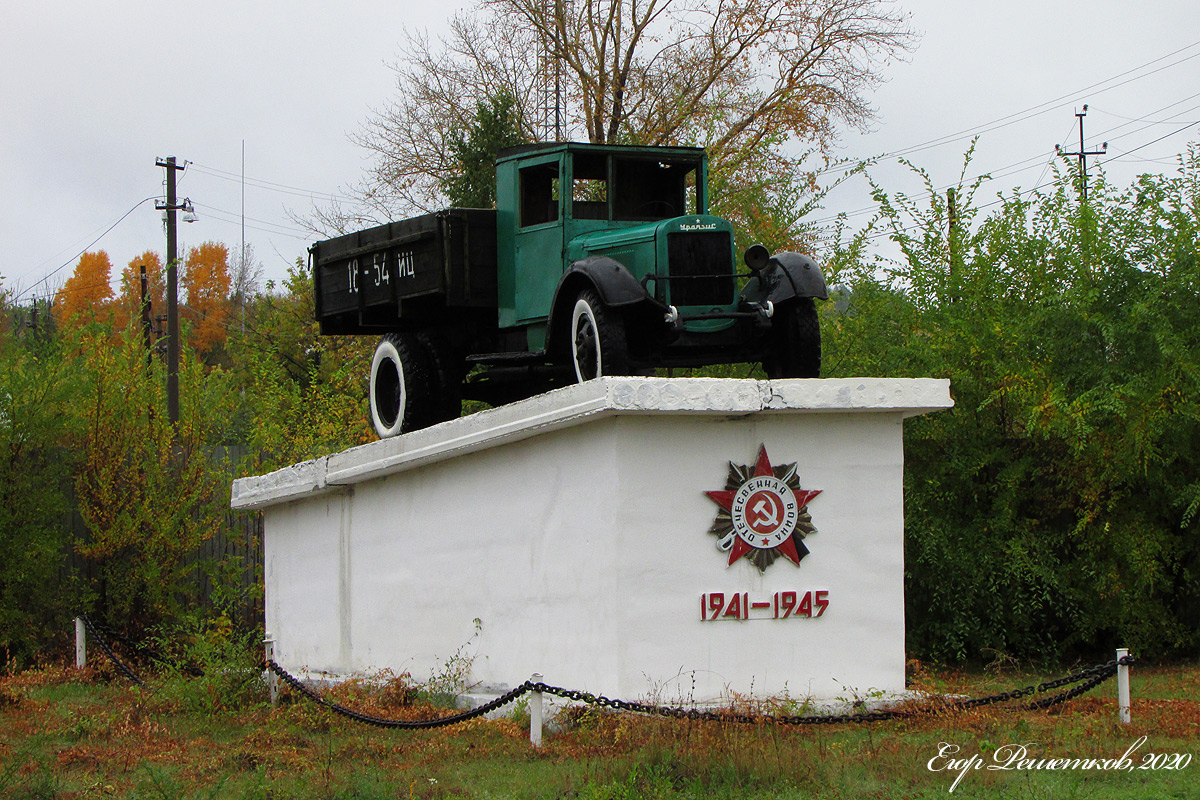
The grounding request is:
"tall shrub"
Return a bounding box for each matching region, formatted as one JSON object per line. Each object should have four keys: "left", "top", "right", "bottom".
{"left": 825, "top": 148, "right": 1200, "bottom": 662}
{"left": 71, "top": 326, "right": 228, "bottom": 633}
{"left": 0, "top": 326, "right": 83, "bottom": 666}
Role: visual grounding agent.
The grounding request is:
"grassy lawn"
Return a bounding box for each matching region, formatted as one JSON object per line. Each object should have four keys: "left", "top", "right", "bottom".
{"left": 1, "top": 659, "right": 1196, "bottom": 799}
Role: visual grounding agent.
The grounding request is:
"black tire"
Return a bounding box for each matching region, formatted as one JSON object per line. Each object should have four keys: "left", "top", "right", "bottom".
{"left": 416, "top": 331, "right": 464, "bottom": 425}
{"left": 764, "top": 298, "right": 821, "bottom": 379}
{"left": 570, "top": 288, "right": 629, "bottom": 382}
{"left": 369, "top": 333, "right": 434, "bottom": 438}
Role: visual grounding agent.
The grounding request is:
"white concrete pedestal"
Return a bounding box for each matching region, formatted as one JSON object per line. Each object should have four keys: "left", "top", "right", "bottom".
{"left": 232, "top": 377, "right": 952, "bottom": 704}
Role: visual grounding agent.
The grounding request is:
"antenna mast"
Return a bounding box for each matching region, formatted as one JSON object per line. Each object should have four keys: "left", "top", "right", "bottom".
{"left": 537, "top": 0, "right": 567, "bottom": 142}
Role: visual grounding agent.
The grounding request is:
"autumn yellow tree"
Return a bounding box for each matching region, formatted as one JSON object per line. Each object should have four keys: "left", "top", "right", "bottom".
{"left": 112, "top": 251, "right": 166, "bottom": 334}
{"left": 54, "top": 251, "right": 114, "bottom": 328}
{"left": 182, "top": 241, "right": 232, "bottom": 355}
{"left": 72, "top": 325, "right": 227, "bottom": 631}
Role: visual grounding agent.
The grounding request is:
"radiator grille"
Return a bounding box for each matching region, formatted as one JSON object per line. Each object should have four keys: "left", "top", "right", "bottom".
{"left": 666, "top": 232, "right": 736, "bottom": 306}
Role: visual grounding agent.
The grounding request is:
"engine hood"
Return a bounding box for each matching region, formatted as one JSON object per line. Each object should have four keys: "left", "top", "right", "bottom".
{"left": 568, "top": 215, "right": 732, "bottom": 255}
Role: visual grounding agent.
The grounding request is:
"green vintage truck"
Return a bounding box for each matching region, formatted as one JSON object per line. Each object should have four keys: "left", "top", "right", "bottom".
{"left": 312, "top": 142, "right": 828, "bottom": 438}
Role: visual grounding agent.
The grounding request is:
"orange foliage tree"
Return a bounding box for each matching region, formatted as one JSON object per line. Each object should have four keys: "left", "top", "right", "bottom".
{"left": 182, "top": 241, "right": 232, "bottom": 355}
{"left": 112, "top": 251, "right": 166, "bottom": 334}
{"left": 54, "top": 251, "right": 114, "bottom": 327}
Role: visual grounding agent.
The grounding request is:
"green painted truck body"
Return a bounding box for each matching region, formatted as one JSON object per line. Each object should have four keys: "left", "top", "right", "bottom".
{"left": 312, "top": 142, "right": 827, "bottom": 437}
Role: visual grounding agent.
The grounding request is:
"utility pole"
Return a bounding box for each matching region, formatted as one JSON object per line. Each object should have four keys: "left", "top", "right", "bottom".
{"left": 1056, "top": 105, "right": 1107, "bottom": 203}
{"left": 241, "top": 140, "right": 247, "bottom": 335}
{"left": 139, "top": 264, "right": 153, "bottom": 367}
{"left": 155, "top": 157, "right": 195, "bottom": 426}
{"left": 947, "top": 188, "right": 960, "bottom": 303}
{"left": 947, "top": 187, "right": 958, "bottom": 258}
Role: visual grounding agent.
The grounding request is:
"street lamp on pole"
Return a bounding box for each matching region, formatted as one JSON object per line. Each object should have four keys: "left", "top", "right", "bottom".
{"left": 155, "top": 156, "right": 197, "bottom": 426}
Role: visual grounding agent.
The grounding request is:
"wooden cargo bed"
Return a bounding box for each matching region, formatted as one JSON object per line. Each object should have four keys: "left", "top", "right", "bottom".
{"left": 312, "top": 209, "right": 497, "bottom": 335}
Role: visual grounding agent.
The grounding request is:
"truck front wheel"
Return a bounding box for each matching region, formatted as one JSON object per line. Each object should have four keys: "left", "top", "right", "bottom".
{"left": 369, "top": 333, "right": 434, "bottom": 438}
{"left": 763, "top": 298, "right": 821, "bottom": 379}
{"left": 570, "top": 289, "right": 629, "bottom": 382}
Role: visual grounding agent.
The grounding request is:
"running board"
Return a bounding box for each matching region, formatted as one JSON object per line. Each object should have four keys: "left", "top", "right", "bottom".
{"left": 465, "top": 350, "right": 549, "bottom": 367}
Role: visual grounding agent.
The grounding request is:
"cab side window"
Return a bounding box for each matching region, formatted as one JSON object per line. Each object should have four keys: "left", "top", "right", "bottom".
{"left": 520, "top": 163, "right": 559, "bottom": 227}
{"left": 571, "top": 152, "right": 609, "bottom": 220}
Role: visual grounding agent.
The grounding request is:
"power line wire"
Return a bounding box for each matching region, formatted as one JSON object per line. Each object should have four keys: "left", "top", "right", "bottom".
{"left": 1091, "top": 91, "right": 1200, "bottom": 124}
{"left": 189, "top": 162, "right": 352, "bottom": 203}
{"left": 15, "top": 42, "right": 1200, "bottom": 305}
{"left": 14, "top": 197, "right": 157, "bottom": 304}
{"left": 817, "top": 39, "right": 1200, "bottom": 178}
{"left": 1023, "top": 119, "right": 1082, "bottom": 202}
{"left": 884, "top": 42, "right": 1200, "bottom": 158}
{"left": 811, "top": 95, "right": 1200, "bottom": 228}
{"left": 192, "top": 203, "right": 313, "bottom": 240}
{"left": 1086, "top": 97, "right": 1200, "bottom": 148}
{"left": 844, "top": 126, "right": 1199, "bottom": 251}
{"left": 1106, "top": 120, "right": 1200, "bottom": 162}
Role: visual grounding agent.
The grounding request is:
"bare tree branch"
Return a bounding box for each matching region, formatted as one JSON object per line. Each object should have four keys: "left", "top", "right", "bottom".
{"left": 307, "top": 0, "right": 914, "bottom": 235}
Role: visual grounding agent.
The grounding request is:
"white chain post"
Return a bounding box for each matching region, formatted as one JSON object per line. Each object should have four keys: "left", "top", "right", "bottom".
{"left": 75, "top": 617, "right": 86, "bottom": 669}
{"left": 264, "top": 632, "right": 279, "bottom": 706}
{"left": 530, "top": 673, "right": 544, "bottom": 748}
{"left": 1116, "top": 648, "right": 1131, "bottom": 724}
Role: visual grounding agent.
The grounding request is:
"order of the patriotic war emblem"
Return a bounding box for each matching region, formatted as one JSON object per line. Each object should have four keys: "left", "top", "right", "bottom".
{"left": 705, "top": 445, "right": 821, "bottom": 572}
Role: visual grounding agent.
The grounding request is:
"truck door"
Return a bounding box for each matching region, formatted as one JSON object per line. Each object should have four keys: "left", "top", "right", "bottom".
{"left": 512, "top": 154, "right": 565, "bottom": 325}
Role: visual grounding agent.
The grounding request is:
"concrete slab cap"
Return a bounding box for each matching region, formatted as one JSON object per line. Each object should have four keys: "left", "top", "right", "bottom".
{"left": 230, "top": 377, "right": 952, "bottom": 510}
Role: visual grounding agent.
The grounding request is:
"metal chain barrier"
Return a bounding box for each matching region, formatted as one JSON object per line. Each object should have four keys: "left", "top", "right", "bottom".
{"left": 1024, "top": 658, "right": 1130, "bottom": 711}
{"left": 528, "top": 655, "right": 1134, "bottom": 726}
{"left": 80, "top": 613, "right": 1135, "bottom": 731}
{"left": 263, "top": 655, "right": 1135, "bottom": 729}
{"left": 79, "top": 614, "right": 145, "bottom": 688}
{"left": 264, "top": 660, "right": 535, "bottom": 729}
{"left": 83, "top": 615, "right": 138, "bottom": 653}
{"left": 82, "top": 614, "right": 207, "bottom": 678}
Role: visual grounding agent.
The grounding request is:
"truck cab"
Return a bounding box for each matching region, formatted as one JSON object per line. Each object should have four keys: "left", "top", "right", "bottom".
{"left": 498, "top": 143, "right": 711, "bottom": 332}
{"left": 311, "top": 142, "right": 828, "bottom": 438}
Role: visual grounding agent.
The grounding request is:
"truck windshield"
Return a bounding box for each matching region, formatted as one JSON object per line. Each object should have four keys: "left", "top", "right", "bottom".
{"left": 613, "top": 157, "right": 700, "bottom": 221}
{"left": 564, "top": 152, "right": 703, "bottom": 222}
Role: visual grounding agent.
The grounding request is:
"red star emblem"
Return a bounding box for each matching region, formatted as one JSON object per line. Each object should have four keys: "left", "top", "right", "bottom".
{"left": 705, "top": 445, "right": 821, "bottom": 570}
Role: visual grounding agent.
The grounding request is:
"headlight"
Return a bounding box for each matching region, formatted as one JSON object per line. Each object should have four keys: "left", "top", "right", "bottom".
{"left": 744, "top": 244, "right": 770, "bottom": 272}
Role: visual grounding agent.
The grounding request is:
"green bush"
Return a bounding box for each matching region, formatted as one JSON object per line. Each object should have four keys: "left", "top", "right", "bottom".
{"left": 151, "top": 612, "right": 266, "bottom": 717}
{"left": 824, "top": 146, "right": 1200, "bottom": 662}
{"left": 0, "top": 330, "right": 84, "bottom": 667}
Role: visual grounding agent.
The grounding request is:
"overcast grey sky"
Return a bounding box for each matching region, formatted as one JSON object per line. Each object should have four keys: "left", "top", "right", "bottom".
{"left": 3, "top": 0, "right": 1198, "bottom": 302}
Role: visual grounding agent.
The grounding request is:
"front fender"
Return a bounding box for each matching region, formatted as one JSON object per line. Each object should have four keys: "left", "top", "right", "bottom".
{"left": 741, "top": 252, "right": 828, "bottom": 305}
{"left": 547, "top": 256, "right": 651, "bottom": 358}
{"left": 563, "top": 256, "right": 650, "bottom": 307}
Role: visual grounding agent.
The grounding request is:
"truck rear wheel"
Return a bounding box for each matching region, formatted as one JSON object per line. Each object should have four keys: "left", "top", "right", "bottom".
{"left": 764, "top": 298, "right": 821, "bottom": 379}
{"left": 571, "top": 289, "right": 629, "bottom": 382}
{"left": 369, "top": 333, "right": 434, "bottom": 438}
{"left": 416, "top": 332, "right": 463, "bottom": 425}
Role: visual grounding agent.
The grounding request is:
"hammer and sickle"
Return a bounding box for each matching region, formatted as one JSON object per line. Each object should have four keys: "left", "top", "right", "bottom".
{"left": 751, "top": 495, "right": 780, "bottom": 528}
